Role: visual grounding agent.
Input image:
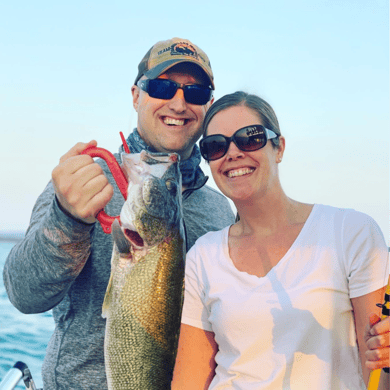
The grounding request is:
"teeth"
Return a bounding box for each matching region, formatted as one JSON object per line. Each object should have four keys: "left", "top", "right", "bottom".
{"left": 227, "top": 168, "right": 254, "bottom": 178}
{"left": 163, "top": 117, "right": 185, "bottom": 126}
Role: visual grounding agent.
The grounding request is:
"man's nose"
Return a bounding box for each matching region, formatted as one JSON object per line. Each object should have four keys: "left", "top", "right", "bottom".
{"left": 168, "top": 88, "right": 187, "bottom": 112}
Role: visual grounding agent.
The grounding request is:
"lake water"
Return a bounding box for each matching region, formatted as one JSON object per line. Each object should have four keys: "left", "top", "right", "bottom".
{"left": 0, "top": 241, "right": 55, "bottom": 389}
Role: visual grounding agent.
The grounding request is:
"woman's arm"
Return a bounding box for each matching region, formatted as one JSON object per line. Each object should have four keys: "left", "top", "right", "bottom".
{"left": 172, "top": 324, "right": 218, "bottom": 390}
{"left": 351, "top": 285, "right": 389, "bottom": 387}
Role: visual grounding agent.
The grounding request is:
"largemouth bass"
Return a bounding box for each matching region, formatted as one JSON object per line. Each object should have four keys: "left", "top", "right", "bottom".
{"left": 102, "top": 150, "right": 185, "bottom": 390}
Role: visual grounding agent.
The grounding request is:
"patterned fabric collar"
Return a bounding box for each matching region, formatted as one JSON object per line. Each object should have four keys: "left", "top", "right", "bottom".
{"left": 120, "top": 129, "right": 204, "bottom": 186}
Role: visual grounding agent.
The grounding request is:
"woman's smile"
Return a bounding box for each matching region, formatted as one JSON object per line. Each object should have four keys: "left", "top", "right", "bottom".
{"left": 224, "top": 167, "right": 255, "bottom": 178}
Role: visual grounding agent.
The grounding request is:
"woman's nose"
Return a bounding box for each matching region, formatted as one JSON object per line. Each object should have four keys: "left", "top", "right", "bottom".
{"left": 225, "top": 141, "right": 245, "bottom": 160}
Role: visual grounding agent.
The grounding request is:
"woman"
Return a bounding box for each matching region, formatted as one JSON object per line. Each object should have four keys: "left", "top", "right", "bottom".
{"left": 172, "top": 91, "right": 389, "bottom": 389}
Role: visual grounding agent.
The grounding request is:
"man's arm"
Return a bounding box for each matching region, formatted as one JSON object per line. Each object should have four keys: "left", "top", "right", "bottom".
{"left": 3, "top": 141, "right": 113, "bottom": 314}
{"left": 351, "top": 285, "right": 389, "bottom": 388}
{"left": 365, "top": 313, "right": 390, "bottom": 390}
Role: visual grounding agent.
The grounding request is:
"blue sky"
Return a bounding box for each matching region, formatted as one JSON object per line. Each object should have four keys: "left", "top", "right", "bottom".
{"left": 0, "top": 1, "right": 388, "bottom": 243}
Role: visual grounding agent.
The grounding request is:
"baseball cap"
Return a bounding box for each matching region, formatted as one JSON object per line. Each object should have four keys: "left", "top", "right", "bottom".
{"left": 134, "top": 37, "right": 215, "bottom": 89}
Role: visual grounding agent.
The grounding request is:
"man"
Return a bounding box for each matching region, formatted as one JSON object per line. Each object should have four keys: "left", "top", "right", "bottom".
{"left": 3, "top": 37, "right": 235, "bottom": 389}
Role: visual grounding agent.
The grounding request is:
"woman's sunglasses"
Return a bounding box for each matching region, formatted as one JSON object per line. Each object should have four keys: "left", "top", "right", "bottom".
{"left": 137, "top": 79, "right": 213, "bottom": 105}
{"left": 200, "top": 124, "right": 278, "bottom": 161}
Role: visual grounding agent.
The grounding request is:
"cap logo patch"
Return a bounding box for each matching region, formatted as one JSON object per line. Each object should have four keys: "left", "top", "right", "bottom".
{"left": 158, "top": 42, "right": 198, "bottom": 59}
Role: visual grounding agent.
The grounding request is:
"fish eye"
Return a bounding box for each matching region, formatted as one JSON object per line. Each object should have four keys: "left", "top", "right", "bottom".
{"left": 165, "top": 179, "right": 177, "bottom": 194}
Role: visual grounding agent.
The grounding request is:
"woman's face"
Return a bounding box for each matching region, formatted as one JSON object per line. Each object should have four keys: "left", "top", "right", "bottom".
{"left": 206, "top": 105, "right": 284, "bottom": 203}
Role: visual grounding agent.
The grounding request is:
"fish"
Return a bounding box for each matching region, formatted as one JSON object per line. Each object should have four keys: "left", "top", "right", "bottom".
{"left": 102, "top": 150, "right": 186, "bottom": 390}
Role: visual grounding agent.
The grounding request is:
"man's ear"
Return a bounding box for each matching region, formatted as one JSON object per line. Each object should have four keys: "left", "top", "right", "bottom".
{"left": 206, "top": 96, "right": 214, "bottom": 110}
{"left": 131, "top": 85, "right": 139, "bottom": 112}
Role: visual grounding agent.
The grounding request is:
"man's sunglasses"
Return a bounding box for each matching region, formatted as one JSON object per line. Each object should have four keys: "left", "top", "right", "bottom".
{"left": 200, "top": 124, "right": 278, "bottom": 161}
{"left": 137, "top": 79, "right": 213, "bottom": 105}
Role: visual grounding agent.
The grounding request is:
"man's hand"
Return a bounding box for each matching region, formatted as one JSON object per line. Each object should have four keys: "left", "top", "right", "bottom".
{"left": 52, "top": 140, "right": 114, "bottom": 224}
{"left": 365, "top": 313, "right": 390, "bottom": 371}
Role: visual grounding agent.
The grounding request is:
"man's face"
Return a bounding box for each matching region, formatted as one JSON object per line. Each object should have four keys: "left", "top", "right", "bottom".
{"left": 131, "top": 63, "right": 213, "bottom": 160}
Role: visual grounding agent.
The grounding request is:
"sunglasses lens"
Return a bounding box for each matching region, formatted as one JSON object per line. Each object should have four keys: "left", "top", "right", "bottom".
{"left": 235, "top": 127, "right": 266, "bottom": 151}
{"left": 146, "top": 79, "right": 211, "bottom": 105}
{"left": 200, "top": 126, "right": 269, "bottom": 161}
{"left": 147, "top": 79, "right": 177, "bottom": 99}
{"left": 184, "top": 85, "right": 212, "bottom": 105}
{"left": 200, "top": 136, "right": 228, "bottom": 161}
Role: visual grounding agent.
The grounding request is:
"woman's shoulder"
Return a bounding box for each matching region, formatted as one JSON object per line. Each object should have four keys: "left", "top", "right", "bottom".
{"left": 313, "top": 204, "right": 385, "bottom": 244}
{"left": 193, "top": 225, "right": 230, "bottom": 247}
{"left": 185, "top": 226, "right": 231, "bottom": 279}
{"left": 187, "top": 225, "right": 230, "bottom": 258}
{"left": 315, "top": 203, "right": 380, "bottom": 225}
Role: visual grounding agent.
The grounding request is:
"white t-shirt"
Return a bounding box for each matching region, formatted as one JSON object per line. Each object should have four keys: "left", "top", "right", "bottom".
{"left": 182, "top": 204, "right": 389, "bottom": 390}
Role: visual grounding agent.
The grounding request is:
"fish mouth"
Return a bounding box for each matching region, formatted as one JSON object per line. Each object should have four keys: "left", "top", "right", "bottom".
{"left": 124, "top": 228, "right": 144, "bottom": 248}
{"left": 120, "top": 183, "right": 172, "bottom": 249}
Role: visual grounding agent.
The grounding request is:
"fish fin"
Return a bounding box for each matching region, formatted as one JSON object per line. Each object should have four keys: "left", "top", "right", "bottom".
{"left": 102, "top": 267, "right": 114, "bottom": 319}
{"left": 102, "top": 245, "right": 118, "bottom": 319}
{"left": 112, "top": 219, "right": 131, "bottom": 254}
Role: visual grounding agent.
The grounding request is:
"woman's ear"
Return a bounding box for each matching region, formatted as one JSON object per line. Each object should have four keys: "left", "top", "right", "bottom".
{"left": 276, "top": 136, "right": 286, "bottom": 163}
